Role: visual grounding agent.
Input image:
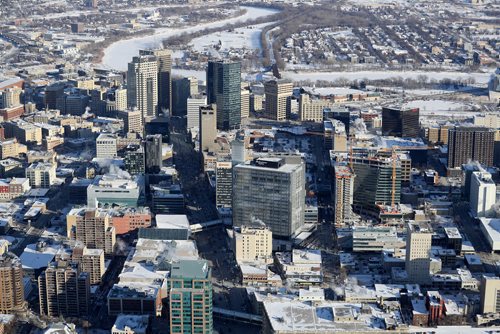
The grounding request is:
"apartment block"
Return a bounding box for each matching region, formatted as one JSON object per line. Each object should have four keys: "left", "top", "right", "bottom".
{"left": 67, "top": 208, "right": 116, "bottom": 256}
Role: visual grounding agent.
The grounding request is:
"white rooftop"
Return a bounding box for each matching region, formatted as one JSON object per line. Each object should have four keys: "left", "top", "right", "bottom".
{"left": 155, "top": 214, "right": 190, "bottom": 230}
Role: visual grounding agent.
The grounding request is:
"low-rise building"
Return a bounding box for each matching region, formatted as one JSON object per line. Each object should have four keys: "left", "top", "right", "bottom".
{"left": 275, "top": 249, "right": 322, "bottom": 287}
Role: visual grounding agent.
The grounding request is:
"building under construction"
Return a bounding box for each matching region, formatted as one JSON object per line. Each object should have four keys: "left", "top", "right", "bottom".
{"left": 351, "top": 154, "right": 402, "bottom": 216}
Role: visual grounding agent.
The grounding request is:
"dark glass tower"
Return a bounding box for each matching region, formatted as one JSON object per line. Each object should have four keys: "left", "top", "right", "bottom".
{"left": 382, "top": 107, "right": 420, "bottom": 138}
{"left": 145, "top": 134, "right": 162, "bottom": 174}
{"left": 207, "top": 60, "right": 241, "bottom": 130}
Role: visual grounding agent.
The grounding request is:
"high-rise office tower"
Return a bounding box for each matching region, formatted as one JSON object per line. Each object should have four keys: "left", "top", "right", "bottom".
{"left": 116, "top": 108, "right": 143, "bottom": 134}
{"left": 405, "top": 221, "right": 432, "bottom": 284}
{"left": 168, "top": 260, "right": 213, "bottom": 334}
{"left": 241, "top": 82, "right": 250, "bottom": 119}
{"left": 447, "top": 127, "right": 495, "bottom": 168}
{"left": 333, "top": 165, "right": 354, "bottom": 226}
{"left": 470, "top": 171, "right": 496, "bottom": 218}
{"left": 66, "top": 208, "right": 116, "bottom": 256}
{"left": 145, "top": 134, "right": 162, "bottom": 173}
{"left": 45, "top": 84, "right": 65, "bottom": 110}
{"left": 140, "top": 49, "right": 172, "bottom": 114}
{"left": 199, "top": 104, "right": 218, "bottom": 153}
{"left": 264, "top": 79, "right": 293, "bottom": 121}
{"left": 215, "top": 161, "right": 232, "bottom": 208}
{"left": 382, "top": 107, "right": 420, "bottom": 138}
{"left": 481, "top": 276, "right": 500, "bottom": 314}
{"left": 207, "top": 60, "right": 241, "bottom": 130}
{"left": 38, "top": 261, "right": 90, "bottom": 318}
{"left": 187, "top": 95, "right": 207, "bottom": 130}
{"left": 231, "top": 133, "right": 246, "bottom": 165}
{"left": 352, "top": 155, "right": 401, "bottom": 210}
{"left": 172, "top": 77, "right": 198, "bottom": 117}
{"left": 233, "top": 156, "right": 305, "bottom": 238}
{"left": 124, "top": 145, "right": 145, "bottom": 175}
{"left": 127, "top": 55, "right": 158, "bottom": 120}
{"left": 90, "top": 88, "right": 106, "bottom": 115}
{"left": 0, "top": 253, "right": 25, "bottom": 313}
{"left": 106, "top": 87, "right": 128, "bottom": 113}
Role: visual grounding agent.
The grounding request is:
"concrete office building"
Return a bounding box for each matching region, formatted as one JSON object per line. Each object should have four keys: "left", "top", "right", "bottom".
{"left": 207, "top": 60, "right": 241, "bottom": 130}
{"left": 151, "top": 184, "right": 186, "bottom": 215}
{"left": 139, "top": 214, "right": 190, "bottom": 240}
{"left": 38, "top": 261, "right": 90, "bottom": 318}
{"left": 113, "top": 87, "right": 128, "bottom": 111}
{"left": 352, "top": 226, "right": 404, "bottom": 252}
{"left": 140, "top": 49, "right": 172, "bottom": 114}
{"left": 87, "top": 174, "right": 143, "bottom": 208}
{"left": 333, "top": 165, "right": 354, "bottom": 226}
{"left": 145, "top": 134, "right": 162, "bottom": 173}
{"left": 233, "top": 225, "right": 273, "bottom": 263}
{"left": 112, "top": 315, "right": 149, "bottom": 334}
{"left": 0, "top": 138, "right": 27, "bottom": 159}
{"left": 298, "top": 94, "right": 333, "bottom": 123}
{"left": 0, "top": 88, "right": 21, "bottom": 109}
{"left": 168, "top": 260, "right": 213, "bottom": 334}
{"left": 324, "top": 120, "right": 347, "bottom": 152}
{"left": 127, "top": 55, "right": 158, "bottom": 119}
{"left": 325, "top": 107, "right": 351, "bottom": 135}
{"left": 67, "top": 207, "right": 116, "bottom": 255}
{"left": 0, "top": 253, "right": 25, "bottom": 313}
{"left": 199, "top": 104, "right": 218, "bottom": 153}
{"left": 481, "top": 276, "right": 500, "bottom": 314}
{"left": 405, "top": 221, "right": 432, "bottom": 284}
{"left": 382, "top": 107, "right": 420, "bottom": 138}
{"left": 231, "top": 133, "right": 246, "bottom": 165}
{"left": 264, "top": 79, "right": 293, "bottom": 121}
{"left": 233, "top": 156, "right": 306, "bottom": 238}
{"left": 187, "top": 95, "right": 207, "bottom": 130}
{"left": 117, "top": 109, "right": 143, "bottom": 134}
{"left": 215, "top": 161, "right": 232, "bottom": 208}
{"left": 447, "top": 127, "right": 495, "bottom": 168}
{"left": 470, "top": 171, "right": 497, "bottom": 218}
{"left": 25, "top": 162, "right": 56, "bottom": 188}
{"left": 96, "top": 133, "right": 118, "bottom": 158}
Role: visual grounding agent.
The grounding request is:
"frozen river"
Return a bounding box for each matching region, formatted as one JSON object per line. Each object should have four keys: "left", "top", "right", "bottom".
{"left": 100, "top": 6, "right": 280, "bottom": 71}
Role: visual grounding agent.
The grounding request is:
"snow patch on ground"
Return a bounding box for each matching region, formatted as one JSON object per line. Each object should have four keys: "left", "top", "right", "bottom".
{"left": 402, "top": 99, "right": 482, "bottom": 118}
{"left": 100, "top": 6, "right": 279, "bottom": 71}
{"left": 190, "top": 22, "right": 273, "bottom": 53}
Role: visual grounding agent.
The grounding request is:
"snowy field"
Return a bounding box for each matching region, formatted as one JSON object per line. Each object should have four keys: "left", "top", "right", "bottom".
{"left": 402, "top": 99, "right": 481, "bottom": 118}
{"left": 100, "top": 6, "right": 280, "bottom": 71}
{"left": 281, "top": 70, "right": 492, "bottom": 84}
{"left": 189, "top": 22, "right": 273, "bottom": 53}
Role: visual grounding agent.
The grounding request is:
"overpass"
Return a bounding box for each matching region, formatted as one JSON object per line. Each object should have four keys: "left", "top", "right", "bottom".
{"left": 190, "top": 218, "right": 231, "bottom": 233}
{"left": 213, "top": 307, "right": 263, "bottom": 325}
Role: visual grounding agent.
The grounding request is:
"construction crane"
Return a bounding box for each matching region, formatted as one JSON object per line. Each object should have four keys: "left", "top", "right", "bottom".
{"left": 391, "top": 146, "right": 397, "bottom": 211}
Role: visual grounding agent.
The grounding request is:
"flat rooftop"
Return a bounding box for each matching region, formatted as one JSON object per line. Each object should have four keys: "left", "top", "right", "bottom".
{"left": 155, "top": 214, "right": 190, "bottom": 230}
{"left": 171, "top": 260, "right": 210, "bottom": 280}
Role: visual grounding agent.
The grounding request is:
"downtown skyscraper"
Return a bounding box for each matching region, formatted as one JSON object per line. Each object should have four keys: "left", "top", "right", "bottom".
{"left": 207, "top": 60, "right": 241, "bottom": 130}
{"left": 127, "top": 55, "right": 158, "bottom": 121}
{"left": 140, "top": 49, "right": 172, "bottom": 114}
